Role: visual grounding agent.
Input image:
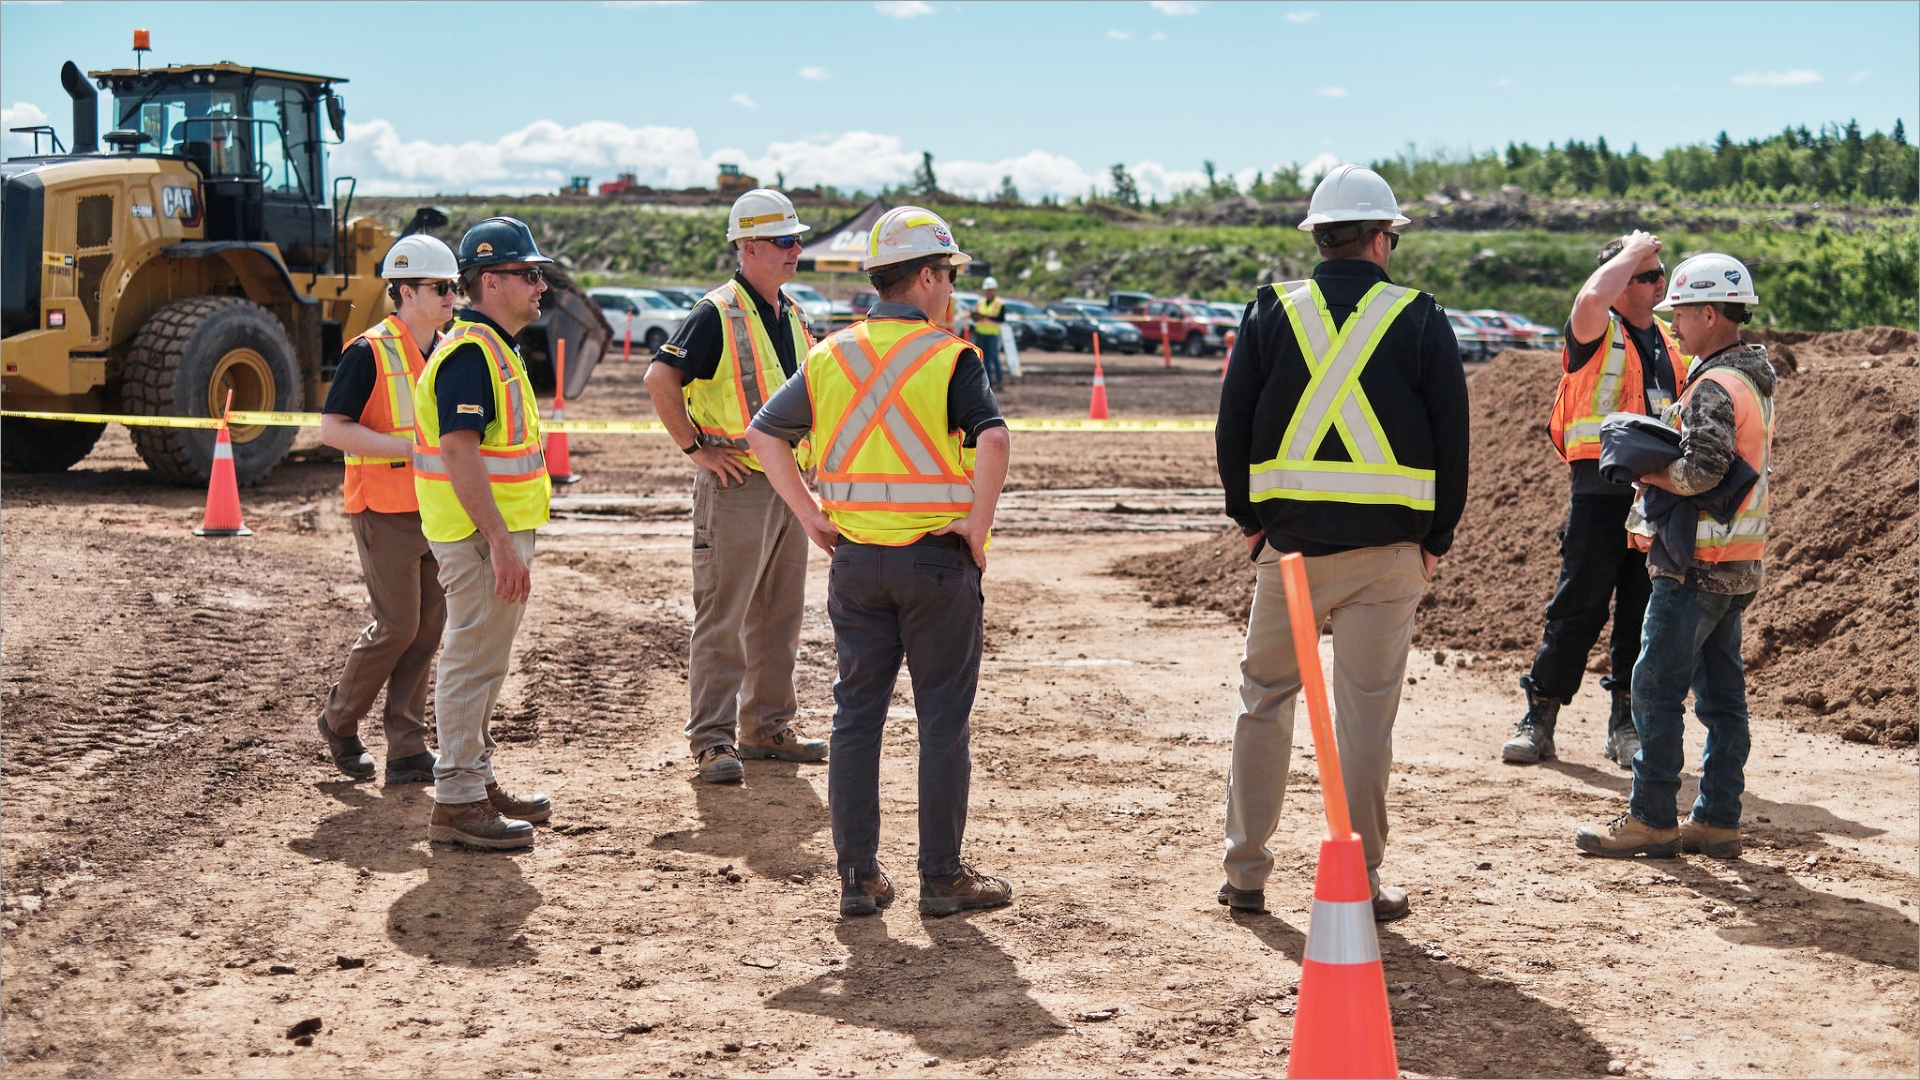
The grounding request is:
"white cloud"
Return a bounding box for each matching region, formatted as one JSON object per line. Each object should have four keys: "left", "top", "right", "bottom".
{"left": 875, "top": 0, "right": 933, "bottom": 17}
{"left": 1849, "top": 70, "right": 1871, "bottom": 82}
{"left": 731, "top": 92, "right": 758, "bottom": 109}
{"left": 1, "top": 101, "right": 51, "bottom": 156}
{"left": 1150, "top": 30, "right": 1169, "bottom": 40}
{"left": 1297, "top": 152, "right": 1343, "bottom": 186}
{"left": 1316, "top": 86, "right": 1348, "bottom": 98}
{"left": 1106, "top": 28, "right": 1132, "bottom": 39}
{"left": 1150, "top": 0, "right": 1199, "bottom": 13}
{"left": 1284, "top": 9, "right": 1317, "bottom": 22}
{"left": 1730, "top": 69, "right": 1822, "bottom": 87}
{"left": 798, "top": 66, "right": 833, "bottom": 81}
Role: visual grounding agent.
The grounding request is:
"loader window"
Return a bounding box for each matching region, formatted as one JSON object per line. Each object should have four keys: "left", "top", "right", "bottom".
{"left": 250, "top": 82, "right": 320, "bottom": 201}
{"left": 124, "top": 90, "right": 239, "bottom": 160}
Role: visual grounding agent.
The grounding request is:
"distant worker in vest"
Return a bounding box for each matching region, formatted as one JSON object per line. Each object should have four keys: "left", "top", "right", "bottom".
{"left": 1577, "top": 253, "right": 1773, "bottom": 860}
{"left": 972, "top": 276, "right": 1006, "bottom": 389}
{"left": 642, "top": 188, "right": 828, "bottom": 785}
{"left": 744, "top": 206, "right": 1014, "bottom": 919}
{"left": 411, "top": 216, "right": 556, "bottom": 849}
{"left": 1504, "top": 230, "right": 1689, "bottom": 769}
{"left": 1214, "top": 166, "right": 1469, "bottom": 923}
{"left": 315, "top": 234, "right": 458, "bottom": 786}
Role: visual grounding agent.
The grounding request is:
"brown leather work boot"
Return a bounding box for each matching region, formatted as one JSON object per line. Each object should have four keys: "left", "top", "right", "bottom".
{"left": 1679, "top": 814, "right": 1742, "bottom": 859}
{"left": 919, "top": 863, "right": 1013, "bottom": 917}
{"left": 486, "top": 783, "right": 552, "bottom": 824}
{"left": 1575, "top": 812, "right": 1680, "bottom": 858}
{"left": 428, "top": 800, "right": 534, "bottom": 850}
{"left": 839, "top": 865, "right": 896, "bottom": 917}
{"left": 739, "top": 727, "right": 829, "bottom": 763}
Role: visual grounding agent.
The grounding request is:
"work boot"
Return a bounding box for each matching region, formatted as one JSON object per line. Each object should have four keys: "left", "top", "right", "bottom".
{"left": 428, "top": 800, "right": 534, "bottom": 850}
{"left": 486, "top": 783, "right": 552, "bottom": 824}
{"left": 1679, "top": 814, "right": 1743, "bottom": 859}
{"left": 1575, "top": 812, "right": 1680, "bottom": 858}
{"left": 739, "top": 727, "right": 829, "bottom": 763}
{"left": 385, "top": 751, "right": 437, "bottom": 786}
{"left": 1602, "top": 685, "right": 1640, "bottom": 771}
{"left": 919, "top": 863, "right": 1013, "bottom": 917}
{"left": 1500, "top": 674, "right": 1560, "bottom": 764}
{"left": 839, "top": 865, "right": 896, "bottom": 917}
{"left": 693, "top": 745, "right": 744, "bottom": 784}
{"left": 316, "top": 713, "right": 375, "bottom": 780}
{"left": 1217, "top": 882, "right": 1267, "bottom": 913}
{"left": 1372, "top": 884, "right": 1411, "bottom": 923}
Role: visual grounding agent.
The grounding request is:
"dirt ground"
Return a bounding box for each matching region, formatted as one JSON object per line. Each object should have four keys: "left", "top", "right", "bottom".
{"left": 3, "top": 347, "right": 1915, "bottom": 1079}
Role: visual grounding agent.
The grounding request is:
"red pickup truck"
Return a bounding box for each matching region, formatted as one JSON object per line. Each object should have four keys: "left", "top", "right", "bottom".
{"left": 1109, "top": 294, "right": 1235, "bottom": 357}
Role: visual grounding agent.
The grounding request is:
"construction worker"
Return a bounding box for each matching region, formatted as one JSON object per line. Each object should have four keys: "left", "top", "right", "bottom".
{"left": 972, "top": 276, "right": 1006, "bottom": 389}
{"left": 744, "top": 206, "right": 1014, "bottom": 919}
{"left": 1214, "top": 166, "right": 1469, "bottom": 923}
{"left": 411, "top": 216, "right": 555, "bottom": 849}
{"left": 1504, "top": 230, "right": 1689, "bottom": 769}
{"left": 1578, "top": 253, "right": 1773, "bottom": 860}
{"left": 314, "top": 234, "right": 458, "bottom": 785}
{"left": 642, "top": 188, "right": 828, "bottom": 785}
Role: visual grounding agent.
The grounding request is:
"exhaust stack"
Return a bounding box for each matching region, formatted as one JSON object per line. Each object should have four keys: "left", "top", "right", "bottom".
{"left": 60, "top": 61, "right": 97, "bottom": 154}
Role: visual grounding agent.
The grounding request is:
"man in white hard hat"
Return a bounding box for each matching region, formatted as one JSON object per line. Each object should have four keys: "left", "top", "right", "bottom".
{"left": 1215, "top": 165, "right": 1469, "bottom": 922}
{"left": 1578, "top": 253, "right": 1774, "bottom": 860}
{"left": 315, "top": 233, "right": 459, "bottom": 786}
{"left": 1503, "top": 230, "right": 1689, "bottom": 770}
{"left": 744, "top": 205, "right": 1014, "bottom": 919}
{"left": 972, "top": 276, "right": 1007, "bottom": 389}
{"left": 643, "top": 188, "right": 828, "bottom": 784}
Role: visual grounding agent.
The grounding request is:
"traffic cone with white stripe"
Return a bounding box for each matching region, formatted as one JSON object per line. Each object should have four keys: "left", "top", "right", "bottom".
{"left": 193, "top": 419, "right": 251, "bottom": 537}
{"left": 1286, "top": 832, "right": 1397, "bottom": 1078}
{"left": 1088, "top": 332, "right": 1110, "bottom": 420}
{"left": 545, "top": 339, "right": 580, "bottom": 485}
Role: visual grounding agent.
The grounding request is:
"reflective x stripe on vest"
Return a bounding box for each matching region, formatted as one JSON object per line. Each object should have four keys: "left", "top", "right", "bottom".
{"left": 411, "top": 318, "right": 549, "bottom": 543}
{"left": 1248, "top": 280, "right": 1434, "bottom": 509}
{"left": 341, "top": 315, "right": 425, "bottom": 514}
{"left": 683, "top": 279, "right": 812, "bottom": 470}
{"left": 1550, "top": 313, "right": 1688, "bottom": 462}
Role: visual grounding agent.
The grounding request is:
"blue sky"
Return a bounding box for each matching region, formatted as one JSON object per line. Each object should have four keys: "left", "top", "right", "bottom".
{"left": 3, "top": 1, "right": 1913, "bottom": 198}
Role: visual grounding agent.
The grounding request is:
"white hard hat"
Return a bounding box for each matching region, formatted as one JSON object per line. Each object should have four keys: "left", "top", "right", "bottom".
{"left": 1297, "top": 164, "right": 1411, "bottom": 231}
{"left": 381, "top": 234, "right": 459, "bottom": 280}
{"left": 863, "top": 205, "right": 971, "bottom": 272}
{"left": 1655, "top": 253, "right": 1760, "bottom": 311}
{"left": 726, "top": 188, "right": 810, "bottom": 242}
{"left": 982, "top": 276, "right": 999, "bottom": 291}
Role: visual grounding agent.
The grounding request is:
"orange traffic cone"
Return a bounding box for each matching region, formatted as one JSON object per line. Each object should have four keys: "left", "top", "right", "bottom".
{"left": 194, "top": 419, "right": 251, "bottom": 537}
{"left": 1285, "top": 832, "right": 1398, "bottom": 1078}
{"left": 1088, "top": 332, "right": 1110, "bottom": 420}
{"left": 546, "top": 339, "right": 580, "bottom": 485}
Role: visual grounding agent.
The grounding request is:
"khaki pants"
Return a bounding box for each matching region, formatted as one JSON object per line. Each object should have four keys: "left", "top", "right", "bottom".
{"left": 428, "top": 530, "right": 536, "bottom": 804}
{"left": 1223, "top": 542, "right": 1428, "bottom": 892}
{"left": 322, "top": 510, "right": 446, "bottom": 759}
{"left": 685, "top": 468, "right": 808, "bottom": 753}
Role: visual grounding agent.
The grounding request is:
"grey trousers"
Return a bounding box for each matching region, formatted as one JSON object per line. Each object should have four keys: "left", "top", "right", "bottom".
{"left": 826, "top": 536, "right": 983, "bottom": 880}
{"left": 1223, "top": 542, "right": 1428, "bottom": 892}
{"left": 323, "top": 510, "right": 445, "bottom": 759}
{"left": 685, "top": 468, "right": 808, "bottom": 753}
{"left": 427, "top": 529, "right": 536, "bottom": 804}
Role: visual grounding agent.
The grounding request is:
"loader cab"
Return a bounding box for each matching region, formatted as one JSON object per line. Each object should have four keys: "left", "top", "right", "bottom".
{"left": 91, "top": 63, "right": 344, "bottom": 271}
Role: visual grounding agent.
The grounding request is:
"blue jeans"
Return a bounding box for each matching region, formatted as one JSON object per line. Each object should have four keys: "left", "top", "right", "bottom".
{"left": 1628, "top": 576, "right": 1755, "bottom": 830}
{"left": 977, "top": 333, "right": 1003, "bottom": 386}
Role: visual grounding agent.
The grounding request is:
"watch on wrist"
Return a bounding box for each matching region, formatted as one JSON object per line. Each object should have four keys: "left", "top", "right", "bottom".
{"left": 682, "top": 440, "right": 700, "bottom": 455}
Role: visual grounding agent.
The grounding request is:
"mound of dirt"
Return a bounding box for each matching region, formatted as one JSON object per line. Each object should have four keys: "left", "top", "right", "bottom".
{"left": 1119, "top": 328, "right": 1919, "bottom": 744}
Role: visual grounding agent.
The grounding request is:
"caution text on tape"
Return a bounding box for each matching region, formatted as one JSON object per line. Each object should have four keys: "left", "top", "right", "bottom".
{"left": 4, "top": 410, "right": 1209, "bottom": 434}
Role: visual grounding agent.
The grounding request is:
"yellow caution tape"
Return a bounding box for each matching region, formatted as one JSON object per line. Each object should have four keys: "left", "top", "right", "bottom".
{"left": 5, "top": 410, "right": 1211, "bottom": 435}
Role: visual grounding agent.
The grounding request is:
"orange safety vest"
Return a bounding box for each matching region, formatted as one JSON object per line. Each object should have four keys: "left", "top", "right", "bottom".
{"left": 1628, "top": 366, "right": 1773, "bottom": 564}
{"left": 1548, "top": 313, "right": 1689, "bottom": 463}
{"left": 341, "top": 315, "right": 429, "bottom": 514}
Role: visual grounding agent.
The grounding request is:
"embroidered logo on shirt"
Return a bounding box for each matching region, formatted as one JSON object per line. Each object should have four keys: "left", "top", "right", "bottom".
{"left": 659, "top": 343, "right": 686, "bottom": 357}
{"left": 456, "top": 404, "right": 484, "bottom": 415}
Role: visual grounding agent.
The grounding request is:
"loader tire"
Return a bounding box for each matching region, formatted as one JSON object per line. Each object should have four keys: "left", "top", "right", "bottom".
{"left": 0, "top": 415, "right": 106, "bottom": 473}
{"left": 123, "top": 296, "right": 302, "bottom": 487}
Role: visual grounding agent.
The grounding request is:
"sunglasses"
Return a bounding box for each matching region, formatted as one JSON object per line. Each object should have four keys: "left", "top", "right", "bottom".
{"left": 753, "top": 234, "right": 806, "bottom": 250}
{"left": 1632, "top": 266, "right": 1667, "bottom": 285}
{"left": 1377, "top": 229, "right": 1401, "bottom": 251}
{"left": 486, "top": 266, "right": 546, "bottom": 284}
{"left": 405, "top": 281, "right": 458, "bottom": 297}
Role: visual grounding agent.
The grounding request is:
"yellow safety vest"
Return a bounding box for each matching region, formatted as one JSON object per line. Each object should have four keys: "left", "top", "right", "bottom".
{"left": 683, "top": 279, "right": 813, "bottom": 471}
{"left": 973, "top": 295, "right": 1004, "bottom": 336}
{"left": 411, "top": 317, "right": 551, "bottom": 543}
{"left": 1248, "top": 280, "right": 1436, "bottom": 510}
{"left": 808, "top": 319, "right": 976, "bottom": 546}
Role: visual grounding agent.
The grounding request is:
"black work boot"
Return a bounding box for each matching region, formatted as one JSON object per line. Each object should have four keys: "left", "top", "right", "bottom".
{"left": 1602, "top": 680, "right": 1640, "bottom": 771}
{"left": 317, "top": 713, "right": 375, "bottom": 780}
{"left": 1500, "top": 674, "right": 1560, "bottom": 764}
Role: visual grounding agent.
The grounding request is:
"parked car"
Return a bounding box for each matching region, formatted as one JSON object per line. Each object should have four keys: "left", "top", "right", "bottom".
{"left": 651, "top": 286, "right": 705, "bottom": 310}
{"left": 850, "top": 289, "right": 879, "bottom": 319}
{"left": 782, "top": 282, "right": 836, "bottom": 336}
{"left": 1107, "top": 290, "right": 1154, "bottom": 315}
{"left": 1135, "top": 297, "right": 1234, "bottom": 357}
{"left": 1045, "top": 301, "right": 1143, "bottom": 353}
{"left": 1447, "top": 310, "right": 1500, "bottom": 362}
{"left": 1457, "top": 311, "right": 1518, "bottom": 354}
{"left": 1469, "top": 309, "right": 1563, "bottom": 350}
{"left": 999, "top": 298, "right": 1067, "bottom": 352}
{"left": 590, "top": 287, "right": 690, "bottom": 352}
{"left": 1207, "top": 300, "right": 1250, "bottom": 325}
